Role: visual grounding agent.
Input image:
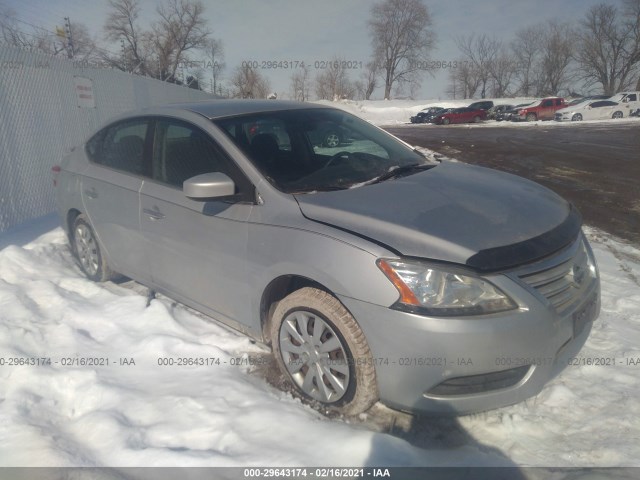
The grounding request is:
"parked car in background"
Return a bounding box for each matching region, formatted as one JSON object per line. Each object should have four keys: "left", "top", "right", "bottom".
{"left": 433, "top": 107, "right": 487, "bottom": 125}
{"left": 607, "top": 91, "right": 640, "bottom": 112}
{"left": 566, "top": 95, "right": 609, "bottom": 107}
{"left": 410, "top": 107, "right": 446, "bottom": 124}
{"left": 488, "top": 104, "right": 514, "bottom": 121}
{"left": 468, "top": 100, "right": 494, "bottom": 111}
{"left": 515, "top": 97, "right": 566, "bottom": 121}
{"left": 53, "top": 100, "right": 600, "bottom": 417}
{"left": 496, "top": 102, "right": 534, "bottom": 122}
{"left": 555, "top": 100, "right": 627, "bottom": 121}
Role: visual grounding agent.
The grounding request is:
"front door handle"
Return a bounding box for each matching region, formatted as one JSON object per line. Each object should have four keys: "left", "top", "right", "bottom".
{"left": 84, "top": 188, "right": 97, "bottom": 199}
{"left": 143, "top": 207, "right": 165, "bottom": 220}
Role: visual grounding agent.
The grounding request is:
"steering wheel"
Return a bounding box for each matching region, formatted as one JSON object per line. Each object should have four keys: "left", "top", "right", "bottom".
{"left": 323, "top": 151, "right": 352, "bottom": 169}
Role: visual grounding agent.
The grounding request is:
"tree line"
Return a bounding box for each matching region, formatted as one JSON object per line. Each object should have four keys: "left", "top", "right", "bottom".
{"left": 448, "top": 0, "right": 640, "bottom": 99}
{"left": 1, "top": 0, "right": 639, "bottom": 100}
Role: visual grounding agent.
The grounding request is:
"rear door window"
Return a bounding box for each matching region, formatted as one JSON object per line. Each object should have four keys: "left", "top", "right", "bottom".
{"left": 86, "top": 119, "right": 149, "bottom": 176}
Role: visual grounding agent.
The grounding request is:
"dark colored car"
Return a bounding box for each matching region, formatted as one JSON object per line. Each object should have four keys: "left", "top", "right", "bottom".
{"left": 488, "top": 104, "right": 515, "bottom": 121}
{"left": 467, "top": 100, "right": 494, "bottom": 111}
{"left": 433, "top": 107, "right": 487, "bottom": 125}
{"left": 497, "top": 102, "right": 534, "bottom": 122}
{"left": 410, "top": 107, "right": 445, "bottom": 124}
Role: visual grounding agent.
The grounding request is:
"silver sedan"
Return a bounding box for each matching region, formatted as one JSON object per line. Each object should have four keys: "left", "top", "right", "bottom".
{"left": 54, "top": 100, "right": 600, "bottom": 415}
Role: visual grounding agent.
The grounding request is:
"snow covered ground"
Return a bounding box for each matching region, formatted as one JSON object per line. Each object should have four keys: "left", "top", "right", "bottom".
{"left": 1, "top": 98, "right": 639, "bottom": 469}
{"left": 0, "top": 216, "right": 639, "bottom": 468}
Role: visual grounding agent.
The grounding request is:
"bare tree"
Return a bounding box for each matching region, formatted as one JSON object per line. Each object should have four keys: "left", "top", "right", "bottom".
{"left": 488, "top": 48, "right": 516, "bottom": 97}
{"left": 455, "top": 34, "right": 502, "bottom": 98}
{"left": 0, "top": 7, "right": 33, "bottom": 48}
{"left": 205, "top": 38, "right": 225, "bottom": 94}
{"left": 0, "top": 8, "right": 96, "bottom": 59}
{"left": 511, "top": 26, "right": 542, "bottom": 96}
{"left": 314, "top": 57, "right": 356, "bottom": 100}
{"left": 290, "top": 65, "right": 311, "bottom": 101}
{"left": 148, "top": 0, "right": 211, "bottom": 82}
{"left": 538, "top": 22, "right": 574, "bottom": 95}
{"left": 104, "top": 0, "right": 148, "bottom": 73}
{"left": 230, "top": 64, "right": 270, "bottom": 98}
{"left": 368, "top": 0, "right": 435, "bottom": 99}
{"left": 360, "top": 61, "right": 379, "bottom": 100}
{"left": 575, "top": 1, "right": 640, "bottom": 95}
{"left": 446, "top": 60, "right": 480, "bottom": 99}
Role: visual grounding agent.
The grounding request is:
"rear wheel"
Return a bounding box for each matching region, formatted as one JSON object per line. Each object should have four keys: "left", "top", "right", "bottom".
{"left": 72, "top": 214, "right": 113, "bottom": 282}
{"left": 270, "top": 287, "right": 378, "bottom": 415}
{"left": 612, "top": 111, "right": 623, "bottom": 119}
{"left": 571, "top": 113, "right": 583, "bottom": 121}
{"left": 526, "top": 113, "right": 537, "bottom": 122}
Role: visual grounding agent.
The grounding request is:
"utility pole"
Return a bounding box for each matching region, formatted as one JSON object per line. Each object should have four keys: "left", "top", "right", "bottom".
{"left": 64, "top": 17, "right": 74, "bottom": 59}
{"left": 120, "top": 39, "right": 127, "bottom": 72}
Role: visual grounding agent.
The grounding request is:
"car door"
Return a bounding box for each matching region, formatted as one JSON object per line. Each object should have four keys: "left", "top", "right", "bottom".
{"left": 81, "top": 118, "right": 151, "bottom": 280}
{"left": 586, "top": 101, "right": 607, "bottom": 120}
{"left": 539, "top": 99, "right": 554, "bottom": 120}
{"left": 139, "top": 118, "right": 255, "bottom": 331}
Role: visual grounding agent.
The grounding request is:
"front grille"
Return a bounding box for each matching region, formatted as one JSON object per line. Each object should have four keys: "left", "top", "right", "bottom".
{"left": 518, "top": 239, "right": 592, "bottom": 314}
{"left": 426, "top": 365, "right": 531, "bottom": 396}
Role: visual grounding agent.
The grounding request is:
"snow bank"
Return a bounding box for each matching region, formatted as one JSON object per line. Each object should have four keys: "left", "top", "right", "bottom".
{"left": 0, "top": 221, "right": 639, "bottom": 467}
{"left": 0, "top": 225, "right": 508, "bottom": 467}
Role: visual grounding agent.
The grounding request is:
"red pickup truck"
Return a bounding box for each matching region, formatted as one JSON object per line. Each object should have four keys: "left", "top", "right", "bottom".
{"left": 515, "top": 97, "right": 567, "bottom": 121}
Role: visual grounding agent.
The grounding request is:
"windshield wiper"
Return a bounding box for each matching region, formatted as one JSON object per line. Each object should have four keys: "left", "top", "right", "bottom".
{"left": 365, "top": 163, "right": 433, "bottom": 185}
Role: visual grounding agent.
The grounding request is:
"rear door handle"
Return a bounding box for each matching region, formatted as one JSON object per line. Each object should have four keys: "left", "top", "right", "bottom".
{"left": 84, "top": 188, "right": 97, "bottom": 199}
{"left": 143, "top": 207, "right": 165, "bottom": 220}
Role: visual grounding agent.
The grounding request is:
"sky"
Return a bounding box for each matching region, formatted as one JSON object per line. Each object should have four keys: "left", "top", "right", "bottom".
{"left": 2, "top": 0, "right": 622, "bottom": 100}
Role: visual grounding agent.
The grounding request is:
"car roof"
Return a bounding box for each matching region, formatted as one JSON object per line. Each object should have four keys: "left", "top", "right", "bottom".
{"left": 151, "top": 99, "right": 328, "bottom": 119}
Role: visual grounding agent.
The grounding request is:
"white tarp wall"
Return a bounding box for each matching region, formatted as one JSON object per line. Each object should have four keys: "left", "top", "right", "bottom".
{"left": 0, "top": 45, "right": 215, "bottom": 232}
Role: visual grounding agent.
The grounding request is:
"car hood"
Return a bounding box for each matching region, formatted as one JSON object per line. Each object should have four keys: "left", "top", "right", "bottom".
{"left": 294, "top": 162, "right": 581, "bottom": 271}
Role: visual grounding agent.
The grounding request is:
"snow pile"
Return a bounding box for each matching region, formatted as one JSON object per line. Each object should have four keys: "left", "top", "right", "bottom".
{"left": 0, "top": 223, "right": 505, "bottom": 467}
{"left": 0, "top": 220, "right": 639, "bottom": 467}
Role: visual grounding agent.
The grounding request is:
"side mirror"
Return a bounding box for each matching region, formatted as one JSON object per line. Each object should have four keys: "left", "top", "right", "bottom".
{"left": 183, "top": 172, "right": 235, "bottom": 200}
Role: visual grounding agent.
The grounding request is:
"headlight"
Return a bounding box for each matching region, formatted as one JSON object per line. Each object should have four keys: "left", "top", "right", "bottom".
{"left": 377, "top": 259, "right": 517, "bottom": 316}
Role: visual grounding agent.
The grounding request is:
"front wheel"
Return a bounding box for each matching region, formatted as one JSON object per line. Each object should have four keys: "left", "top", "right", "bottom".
{"left": 72, "top": 214, "right": 114, "bottom": 282}
{"left": 270, "top": 287, "right": 378, "bottom": 415}
{"left": 442, "top": 118, "right": 450, "bottom": 125}
{"left": 473, "top": 115, "right": 481, "bottom": 123}
{"left": 323, "top": 130, "right": 341, "bottom": 148}
{"left": 526, "top": 113, "right": 537, "bottom": 122}
{"left": 612, "top": 111, "right": 623, "bottom": 119}
{"left": 571, "top": 113, "right": 583, "bottom": 121}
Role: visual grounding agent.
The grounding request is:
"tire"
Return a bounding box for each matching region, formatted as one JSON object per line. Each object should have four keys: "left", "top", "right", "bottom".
{"left": 612, "top": 111, "right": 623, "bottom": 119}
{"left": 442, "top": 118, "right": 450, "bottom": 125}
{"left": 526, "top": 113, "right": 537, "bottom": 122}
{"left": 71, "top": 214, "right": 114, "bottom": 282}
{"left": 270, "top": 287, "right": 378, "bottom": 416}
{"left": 322, "top": 130, "right": 341, "bottom": 148}
{"left": 473, "top": 115, "right": 481, "bottom": 123}
{"left": 572, "top": 113, "right": 583, "bottom": 121}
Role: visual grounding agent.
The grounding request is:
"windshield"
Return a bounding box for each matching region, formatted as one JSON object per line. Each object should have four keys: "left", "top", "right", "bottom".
{"left": 214, "top": 108, "right": 432, "bottom": 193}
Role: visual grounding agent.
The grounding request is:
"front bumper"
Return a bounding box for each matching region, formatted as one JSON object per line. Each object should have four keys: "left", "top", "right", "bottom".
{"left": 338, "top": 240, "right": 600, "bottom": 415}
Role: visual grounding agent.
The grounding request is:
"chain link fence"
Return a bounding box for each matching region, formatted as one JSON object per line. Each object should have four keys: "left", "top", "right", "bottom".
{"left": 0, "top": 45, "right": 214, "bottom": 233}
